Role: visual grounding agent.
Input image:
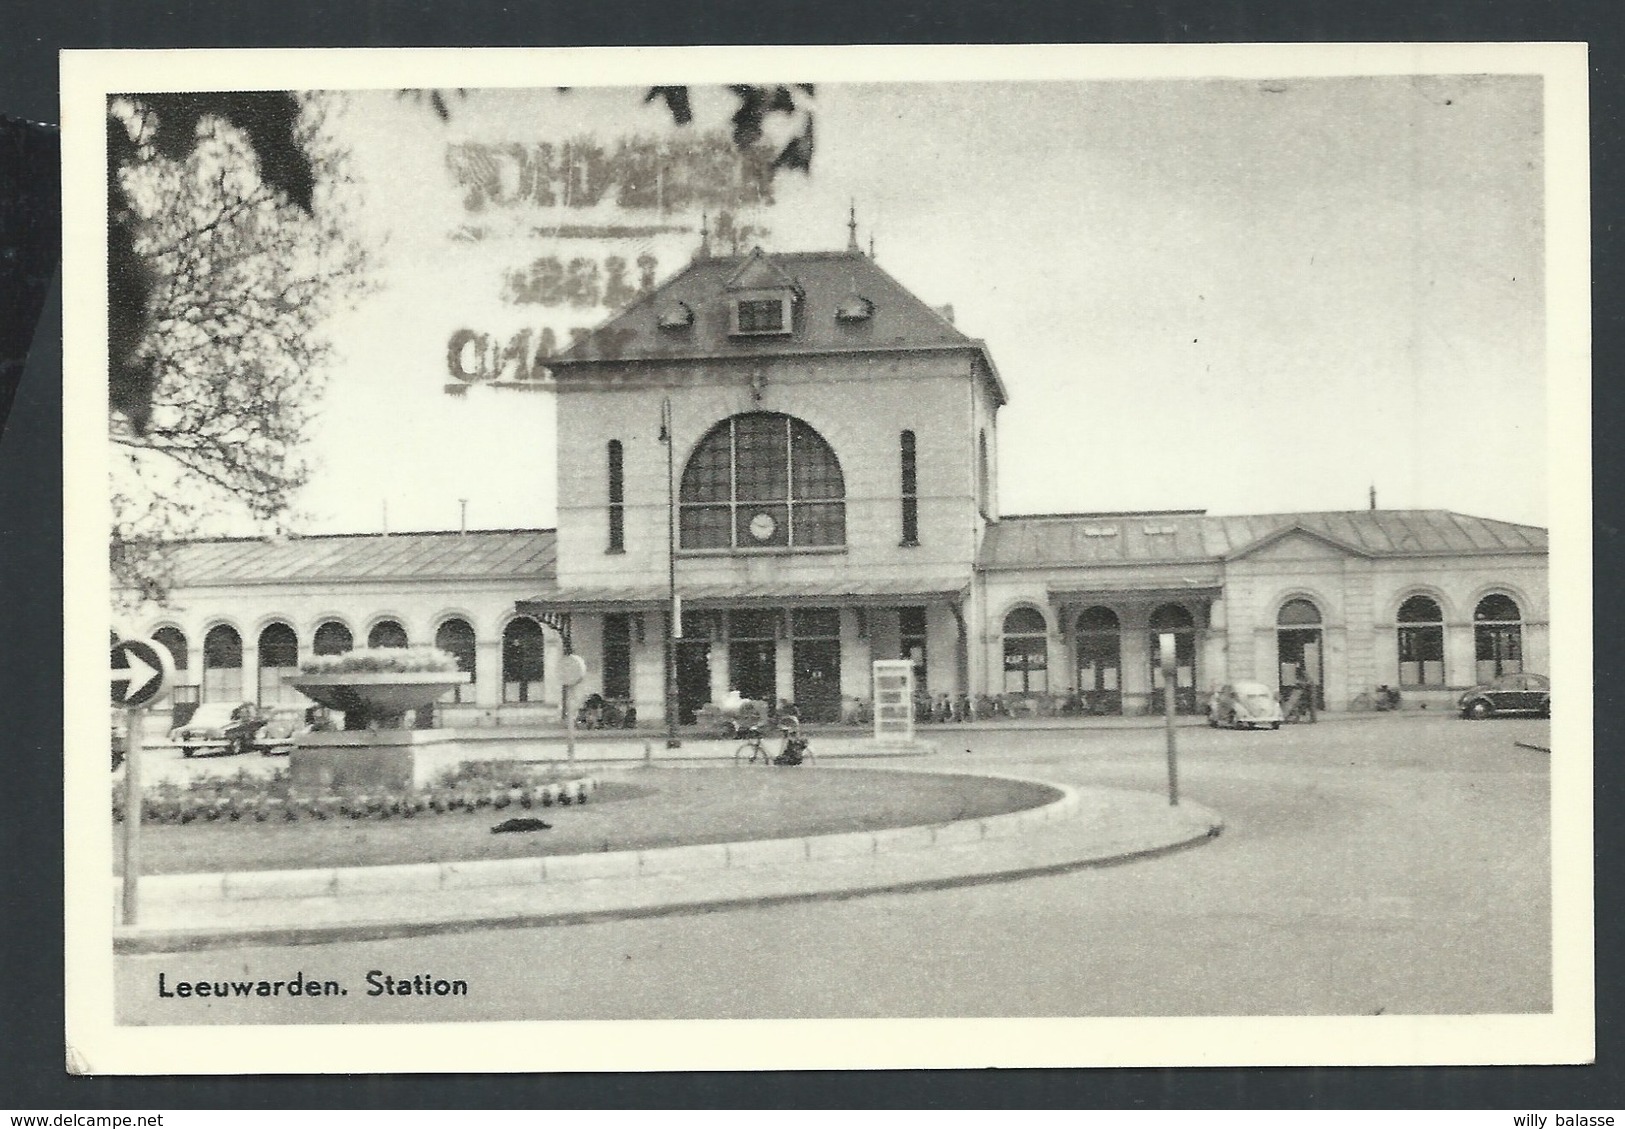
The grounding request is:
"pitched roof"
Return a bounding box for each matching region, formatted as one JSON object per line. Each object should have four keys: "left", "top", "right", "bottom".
{"left": 551, "top": 248, "right": 1007, "bottom": 404}
{"left": 978, "top": 510, "right": 1548, "bottom": 570}
{"left": 149, "top": 530, "right": 557, "bottom": 588}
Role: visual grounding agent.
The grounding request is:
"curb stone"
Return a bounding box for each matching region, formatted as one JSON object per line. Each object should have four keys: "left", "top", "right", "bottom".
{"left": 115, "top": 771, "right": 1078, "bottom": 906}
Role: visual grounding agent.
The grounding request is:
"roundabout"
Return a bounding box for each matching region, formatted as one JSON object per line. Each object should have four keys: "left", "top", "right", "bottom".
{"left": 110, "top": 746, "right": 1223, "bottom": 954}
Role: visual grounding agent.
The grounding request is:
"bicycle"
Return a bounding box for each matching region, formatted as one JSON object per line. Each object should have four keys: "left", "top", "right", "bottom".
{"left": 734, "top": 718, "right": 811, "bottom": 766}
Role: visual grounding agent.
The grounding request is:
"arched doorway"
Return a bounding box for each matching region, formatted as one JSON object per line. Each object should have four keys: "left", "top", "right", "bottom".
{"left": 201, "top": 624, "right": 243, "bottom": 703}
{"left": 257, "top": 622, "right": 299, "bottom": 707}
{"left": 1074, "top": 606, "right": 1121, "bottom": 714}
{"left": 435, "top": 618, "right": 476, "bottom": 704}
{"left": 1001, "top": 607, "right": 1049, "bottom": 697}
{"left": 1276, "top": 598, "right": 1325, "bottom": 708}
{"left": 1148, "top": 604, "right": 1198, "bottom": 714}
{"left": 502, "top": 617, "right": 546, "bottom": 703}
{"left": 1474, "top": 594, "right": 1523, "bottom": 681}
{"left": 1397, "top": 595, "right": 1445, "bottom": 688}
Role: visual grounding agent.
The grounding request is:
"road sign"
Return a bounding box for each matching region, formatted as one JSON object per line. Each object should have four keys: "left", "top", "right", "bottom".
{"left": 559, "top": 654, "right": 588, "bottom": 687}
{"left": 110, "top": 637, "right": 172, "bottom": 710}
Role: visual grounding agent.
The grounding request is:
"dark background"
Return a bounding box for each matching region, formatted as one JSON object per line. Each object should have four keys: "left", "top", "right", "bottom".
{"left": 1, "top": 0, "right": 1618, "bottom": 1109}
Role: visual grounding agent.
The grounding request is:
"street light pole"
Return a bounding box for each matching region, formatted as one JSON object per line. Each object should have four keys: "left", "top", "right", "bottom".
{"left": 662, "top": 397, "right": 681, "bottom": 748}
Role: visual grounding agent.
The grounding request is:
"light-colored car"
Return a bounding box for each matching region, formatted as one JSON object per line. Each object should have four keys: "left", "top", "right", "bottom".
{"left": 1459, "top": 673, "right": 1550, "bottom": 720}
{"left": 1207, "top": 681, "right": 1284, "bottom": 730}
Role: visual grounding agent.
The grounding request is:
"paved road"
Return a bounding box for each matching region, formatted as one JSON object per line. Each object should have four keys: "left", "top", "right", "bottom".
{"left": 116, "top": 714, "right": 1552, "bottom": 1022}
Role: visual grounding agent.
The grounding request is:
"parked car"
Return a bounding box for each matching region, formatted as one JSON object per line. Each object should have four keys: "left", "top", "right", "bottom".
{"left": 1207, "top": 681, "right": 1284, "bottom": 730}
{"left": 1459, "top": 673, "right": 1550, "bottom": 719}
{"left": 168, "top": 701, "right": 267, "bottom": 757}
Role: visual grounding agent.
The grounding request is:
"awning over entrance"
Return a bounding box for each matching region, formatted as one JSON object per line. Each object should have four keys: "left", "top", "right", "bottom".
{"left": 518, "top": 576, "right": 970, "bottom": 616}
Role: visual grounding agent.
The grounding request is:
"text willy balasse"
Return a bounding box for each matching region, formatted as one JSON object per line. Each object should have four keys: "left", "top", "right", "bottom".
{"left": 157, "top": 971, "right": 468, "bottom": 999}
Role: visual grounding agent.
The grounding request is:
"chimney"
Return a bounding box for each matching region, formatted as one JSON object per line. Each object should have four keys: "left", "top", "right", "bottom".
{"left": 935, "top": 304, "right": 955, "bottom": 325}
{"left": 1369, "top": 485, "right": 1377, "bottom": 511}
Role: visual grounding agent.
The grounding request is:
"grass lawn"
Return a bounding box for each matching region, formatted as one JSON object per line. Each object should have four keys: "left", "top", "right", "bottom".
{"left": 118, "top": 766, "right": 1059, "bottom": 876}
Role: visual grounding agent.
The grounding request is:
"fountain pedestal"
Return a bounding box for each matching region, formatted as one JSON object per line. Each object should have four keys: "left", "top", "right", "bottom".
{"left": 287, "top": 671, "right": 471, "bottom": 793}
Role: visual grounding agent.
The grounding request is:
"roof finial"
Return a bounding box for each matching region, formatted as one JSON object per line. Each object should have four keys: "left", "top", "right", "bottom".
{"left": 696, "top": 211, "right": 710, "bottom": 260}
{"left": 868, "top": 232, "right": 875, "bottom": 259}
{"left": 847, "top": 199, "right": 859, "bottom": 253}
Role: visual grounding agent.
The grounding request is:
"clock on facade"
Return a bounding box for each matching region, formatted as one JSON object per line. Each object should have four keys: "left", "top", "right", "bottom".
{"left": 748, "top": 512, "right": 778, "bottom": 542}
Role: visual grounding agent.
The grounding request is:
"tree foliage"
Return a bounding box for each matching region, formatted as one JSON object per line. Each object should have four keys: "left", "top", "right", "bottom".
{"left": 106, "top": 84, "right": 812, "bottom": 603}
{"left": 108, "top": 93, "right": 370, "bottom": 601}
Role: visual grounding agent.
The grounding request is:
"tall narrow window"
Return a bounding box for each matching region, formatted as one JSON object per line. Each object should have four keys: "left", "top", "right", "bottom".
{"left": 1397, "top": 595, "right": 1445, "bottom": 687}
{"left": 607, "top": 440, "right": 624, "bottom": 552}
{"left": 900, "top": 430, "right": 919, "bottom": 546}
{"left": 977, "top": 429, "right": 990, "bottom": 516}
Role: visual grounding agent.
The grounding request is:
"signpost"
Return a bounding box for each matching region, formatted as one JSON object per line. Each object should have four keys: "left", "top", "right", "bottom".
{"left": 111, "top": 636, "right": 174, "bottom": 925}
{"left": 1158, "top": 632, "right": 1180, "bottom": 807}
{"left": 559, "top": 653, "right": 587, "bottom": 762}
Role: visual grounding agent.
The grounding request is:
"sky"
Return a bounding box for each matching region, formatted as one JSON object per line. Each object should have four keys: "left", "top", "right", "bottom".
{"left": 299, "top": 76, "right": 1547, "bottom": 534}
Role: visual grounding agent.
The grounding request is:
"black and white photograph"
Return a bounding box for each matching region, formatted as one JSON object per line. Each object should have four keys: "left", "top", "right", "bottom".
{"left": 62, "top": 44, "right": 1591, "bottom": 1074}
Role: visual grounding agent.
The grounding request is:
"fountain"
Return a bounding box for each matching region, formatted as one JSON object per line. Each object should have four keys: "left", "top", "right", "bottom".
{"left": 287, "top": 647, "right": 472, "bottom": 792}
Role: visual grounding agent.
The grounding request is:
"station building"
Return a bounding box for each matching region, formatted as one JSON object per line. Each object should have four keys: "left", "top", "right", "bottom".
{"left": 120, "top": 239, "right": 1549, "bottom": 725}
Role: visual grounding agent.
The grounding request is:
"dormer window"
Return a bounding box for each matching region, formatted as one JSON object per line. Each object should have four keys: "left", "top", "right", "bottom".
{"left": 836, "top": 295, "right": 874, "bottom": 322}
{"left": 724, "top": 249, "right": 802, "bottom": 337}
{"left": 732, "top": 294, "right": 792, "bottom": 335}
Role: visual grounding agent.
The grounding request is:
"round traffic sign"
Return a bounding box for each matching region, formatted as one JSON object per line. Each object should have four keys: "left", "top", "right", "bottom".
{"left": 111, "top": 637, "right": 173, "bottom": 709}
{"left": 559, "top": 654, "right": 588, "bottom": 688}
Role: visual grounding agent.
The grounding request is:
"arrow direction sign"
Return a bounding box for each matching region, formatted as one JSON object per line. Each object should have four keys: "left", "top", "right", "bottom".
{"left": 110, "top": 638, "right": 172, "bottom": 710}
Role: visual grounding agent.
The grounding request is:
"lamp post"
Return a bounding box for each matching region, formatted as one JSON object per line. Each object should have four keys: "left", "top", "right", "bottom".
{"left": 660, "top": 397, "right": 681, "bottom": 748}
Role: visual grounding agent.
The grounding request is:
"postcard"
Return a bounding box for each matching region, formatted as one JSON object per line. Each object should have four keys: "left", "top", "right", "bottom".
{"left": 62, "top": 42, "right": 1591, "bottom": 1073}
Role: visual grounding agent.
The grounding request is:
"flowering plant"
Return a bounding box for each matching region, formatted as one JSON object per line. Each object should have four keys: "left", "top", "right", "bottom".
{"left": 297, "top": 646, "right": 461, "bottom": 676}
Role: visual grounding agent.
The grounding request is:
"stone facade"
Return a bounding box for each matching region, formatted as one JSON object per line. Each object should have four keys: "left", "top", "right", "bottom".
{"left": 119, "top": 244, "right": 1548, "bottom": 726}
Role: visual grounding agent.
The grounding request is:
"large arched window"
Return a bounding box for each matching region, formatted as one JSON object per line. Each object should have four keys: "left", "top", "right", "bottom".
{"left": 435, "top": 618, "right": 477, "bottom": 704}
{"left": 1002, "top": 607, "right": 1049, "bottom": 695}
{"left": 502, "top": 617, "right": 546, "bottom": 703}
{"left": 679, "top": 412, "right": 845, "bottom": 550}
{"left": 313, "top": 620, "right": 353, "bottom": 656}
{"left": 202, "top": 624, "right": 243, "bottom": 703}
{"left": 257, "top": 622, "right": 300, "bottom": 706}
{"left": 1475, "top": 594, "right": 1523, "bottom": 681}
{"left": 1397, "top": 595, "right": 1445, "bottom": 687}
{"left": 368, "top": 619, "right": 408, "bottom": 649}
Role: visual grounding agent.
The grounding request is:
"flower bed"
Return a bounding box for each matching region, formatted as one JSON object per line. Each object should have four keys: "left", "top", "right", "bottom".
{"left": 112, "top": 761, "right": 598, "bottom": 825}
{"left": 298, "top": 645, "right": 460, "bottom": 676}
